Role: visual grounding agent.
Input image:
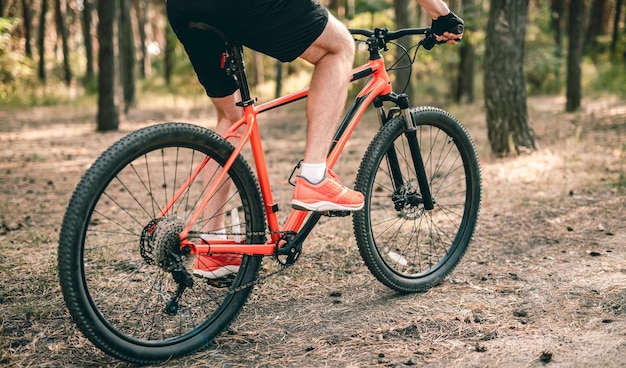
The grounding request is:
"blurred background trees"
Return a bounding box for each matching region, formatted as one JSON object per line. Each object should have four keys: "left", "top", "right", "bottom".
{"left": 0, "top": 0, "right": 624, "bottom": 155}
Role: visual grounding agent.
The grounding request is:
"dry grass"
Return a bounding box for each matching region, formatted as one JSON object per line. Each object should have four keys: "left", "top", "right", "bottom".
{"left": 1, "top": 95, "right": 625, "bottom": 367}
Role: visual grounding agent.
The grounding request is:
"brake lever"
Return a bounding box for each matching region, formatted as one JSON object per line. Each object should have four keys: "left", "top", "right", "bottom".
{"left": 421, "top": 33, "right": 462, "bottom": 50}
{"left": 421, "top": 34, "right": 437, "bottom": 50}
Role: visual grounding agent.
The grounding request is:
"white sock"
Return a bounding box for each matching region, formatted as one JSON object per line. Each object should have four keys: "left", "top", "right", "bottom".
{"left": 300, "top": 162, "right": 326, "bottom": 184}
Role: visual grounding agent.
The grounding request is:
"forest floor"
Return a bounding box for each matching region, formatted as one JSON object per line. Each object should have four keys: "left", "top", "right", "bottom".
{"left": 0, "top": 94, "right": 625, "bottom": 367}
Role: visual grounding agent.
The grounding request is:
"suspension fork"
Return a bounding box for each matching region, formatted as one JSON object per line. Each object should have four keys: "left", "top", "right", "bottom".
{"left": 376, "top": 105, "right": 404, "bottom": 194}
{"left": 377, "top": 95, "right": 434, "bottom": 211}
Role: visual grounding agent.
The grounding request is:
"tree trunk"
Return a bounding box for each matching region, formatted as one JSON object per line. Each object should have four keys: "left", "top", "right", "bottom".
{"left": 134, "top": 0, "right": 149, "bottom": 79}
{"left": 484, "top": 0, "right": 535, "bottom": 156}
{"left": 119, "top": 0, "right": 135, "bottom": 113}
{"left": 454, "top": 0, "right": 477, "bottom": 104}
{"left": 393, "top": 0, "right": 413, "bottom": 100}
{"left": 37, "top": 0, "right": 47, "bottom": 82}
{"left": 328, "top": 0, "right": 340, "bottom": 16}
{"left": 550, "top": 0, "right": 565, "bottom": 57}
{"left": 54, "top": 0, "right": 72, "bottom": 85}
{"left": 566, "top": 0, "right": 584, "bottom": 112}
{"left": 611, "top": 0, "right": 623, "bottom": 56}
{"left": 585, "top": 0, "right": 609, "bottom": 54}
{"left": 82, "top": 0, "right": 94, "bottom": 84}
{"left": 455, "top": 40, "right": 474, "bottom": 103}
{"left": 250, "top": 52, "right": 265, "bottom": 86}
{"left": 97, "top": 0, "right": 120, "bottom": 131}
{"left": 21, "top": 0, "right": 32, "bottom": 57}
{"left": 164, "top": 23, "right": 176, "bottom": 87}
{"left": 274, "top": 60, "right": 283, "bottom": 99}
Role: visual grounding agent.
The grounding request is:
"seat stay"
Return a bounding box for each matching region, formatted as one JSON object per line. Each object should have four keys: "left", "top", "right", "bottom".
{"left": 179, "top": 109, "right": 257, "bottom": 247}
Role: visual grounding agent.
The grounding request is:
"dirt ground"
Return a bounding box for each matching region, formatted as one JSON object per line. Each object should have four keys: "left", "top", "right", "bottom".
{"left": 0, "top": 94, "right": 625, "bottom": 368}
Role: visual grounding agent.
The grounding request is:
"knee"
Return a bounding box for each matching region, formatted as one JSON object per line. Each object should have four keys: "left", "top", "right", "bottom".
{"left": 338, "top": 30, "right": 355, "bottom": 66}
{"left": 340, "top": 28, "right": 356, "bottom": 56}
{"left": 321, "top": 26, "right": 354, "bottom": 70}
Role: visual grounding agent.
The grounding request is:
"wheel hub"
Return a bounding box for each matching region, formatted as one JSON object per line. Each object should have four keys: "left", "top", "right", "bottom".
{"left": 140, "top": 216, "right": 186, "bottom": 271}
{"left": 392, "top": 178, "right": 426, "bottom": 220}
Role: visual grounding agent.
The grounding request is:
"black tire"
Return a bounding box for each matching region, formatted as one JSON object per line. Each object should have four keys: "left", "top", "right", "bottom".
{"left": 58, "top": 123, "right": 265, "bottom": 364}
{"left": 353, "top": 107, "right": 481, "bottom": 293}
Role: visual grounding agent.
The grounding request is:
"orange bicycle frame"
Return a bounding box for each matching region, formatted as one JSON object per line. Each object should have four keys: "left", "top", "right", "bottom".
{"left": 173, "top": 56, "right": 393, "bottom": 257}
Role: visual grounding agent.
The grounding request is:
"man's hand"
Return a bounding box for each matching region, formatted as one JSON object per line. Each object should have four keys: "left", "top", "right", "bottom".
{"left": 431, "top": 11, "right": 464, "bottom": 44}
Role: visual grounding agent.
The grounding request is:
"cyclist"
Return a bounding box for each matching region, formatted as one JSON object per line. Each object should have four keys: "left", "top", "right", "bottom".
{"left": 166, "top": 0, "right": 464, "bottom": 279}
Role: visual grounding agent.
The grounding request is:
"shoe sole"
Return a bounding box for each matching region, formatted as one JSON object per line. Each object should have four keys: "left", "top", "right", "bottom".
{"left": 192, "top": 265, "right": 240, "bottom": 279}
{"left": 291, "top": 200, "right": 364, "bottom": 212}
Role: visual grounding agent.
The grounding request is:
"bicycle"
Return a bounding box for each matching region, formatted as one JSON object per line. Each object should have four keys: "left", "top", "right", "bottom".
{"left": 58, "top": 25, "right": 481, "bottom": 364}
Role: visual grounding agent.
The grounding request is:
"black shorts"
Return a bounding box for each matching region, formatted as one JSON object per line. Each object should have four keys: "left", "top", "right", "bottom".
{"left": 167, "top": 0, "right": 329, "bottom": 97}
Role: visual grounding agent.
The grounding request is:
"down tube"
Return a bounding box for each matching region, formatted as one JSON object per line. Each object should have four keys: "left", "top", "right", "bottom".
{"left": 326, "top": 91, "right": 376, "bottom": 168}
{"left": 281, "top": 92, "right": 375, "bottom": 236}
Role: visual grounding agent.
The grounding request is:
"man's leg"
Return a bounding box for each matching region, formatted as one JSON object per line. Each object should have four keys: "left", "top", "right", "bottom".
{"left": 291, "top": 14, "right": 364, "bottom": 212}
{"left": 202, "top": 92, "right": 242, "bottom": 233}
{"left": 299, "top": 15, "right": 354, "bottom": 167}
{"left": 194, "top": 92, "right": 245, "bottom": 280}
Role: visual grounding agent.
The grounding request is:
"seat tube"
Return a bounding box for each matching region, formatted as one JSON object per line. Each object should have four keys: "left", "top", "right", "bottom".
{"left": 246, "top": 111, "right": 281, "bottom": 241}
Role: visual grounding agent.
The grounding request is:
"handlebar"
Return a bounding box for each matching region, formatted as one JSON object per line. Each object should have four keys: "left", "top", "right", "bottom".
{"left": 349, "top": 27, "right": 447, "bottom": 51}
{"left": 349, "top": 27, "right": 430, "bottom": 40}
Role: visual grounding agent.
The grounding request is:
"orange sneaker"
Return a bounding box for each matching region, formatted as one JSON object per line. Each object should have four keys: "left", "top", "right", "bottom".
{"left": 291, "top": 171, "right": 364, "bottom": 212}
{"left": 193, "top": 254, "right": 241, "bottom": 279}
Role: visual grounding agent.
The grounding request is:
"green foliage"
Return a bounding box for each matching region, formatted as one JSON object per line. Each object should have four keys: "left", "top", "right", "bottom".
{"left": 587, "top": 32, "right": 626, "bottom": 97}
{"left": 524, "top": 5, "right": 564, "bottom": 96}
{"left": 355, "top": 0, "right": 389, "bottom": 14}
{"left": 0, "top": 18, "right": 38, "bottom": 105}
{"left": 0, "top": 2, "right": 623, "bottom": 110}
{"left": 589, "top": 61, "right": 626, "bottom": 97}
{"left": 144, "top": 45, "right": 205, "bottom": 96}
{"left": 525, "top": 46, "right": 563, "bottom": 95}
{"left": 0, "top": 17, "right": 80, "bottom": 106}
{"left": 347, "top": 8, "right": 467, "bottom": 104}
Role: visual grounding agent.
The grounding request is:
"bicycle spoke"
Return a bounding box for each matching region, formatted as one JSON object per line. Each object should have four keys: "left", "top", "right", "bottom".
{"left": 59, "top": 124, "right": 264, "bottom": 363}
{"left": 354, "top": 109, "right": 480, "bottom": 292}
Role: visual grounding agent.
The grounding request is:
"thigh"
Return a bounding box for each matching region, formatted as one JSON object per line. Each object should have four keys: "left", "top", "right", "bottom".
{"left": 235, "top": 0, "right": 329, "bottom": 62}
{"left": 167, "top": 0, "right": 330, "bottom": 96}
{"left": 299, "top": 14, "right": 354, "bottom": 65}
{"left": 170, "top": 0, "right": 328, "bottom": 62}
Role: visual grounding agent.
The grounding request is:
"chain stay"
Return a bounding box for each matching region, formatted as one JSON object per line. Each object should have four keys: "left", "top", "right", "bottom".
{"left": 221, "top": 230, "right": 299, "bottom": 294}
{"left": 141, "top": 217, "right": 300, "bottom": 295}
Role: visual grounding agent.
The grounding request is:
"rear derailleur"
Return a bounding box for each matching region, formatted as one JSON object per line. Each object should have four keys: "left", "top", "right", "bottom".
{"left": 139, "top": 216, "right": 194, "bottom": 315}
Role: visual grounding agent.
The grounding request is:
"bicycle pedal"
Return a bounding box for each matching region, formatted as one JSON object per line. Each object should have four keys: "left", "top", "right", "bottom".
{"left": 323, "top": 210, "right": 351, "bottom": 218}
{"left": 202, "top": 274, "right": 236, "bottom": 288}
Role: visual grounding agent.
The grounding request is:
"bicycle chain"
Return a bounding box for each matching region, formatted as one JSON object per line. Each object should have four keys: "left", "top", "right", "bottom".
{"left": 195, "top": 229, "right": 298, "bottom": 295}
{"left": 141, "top": 219, "right": 297, "bottom": 295}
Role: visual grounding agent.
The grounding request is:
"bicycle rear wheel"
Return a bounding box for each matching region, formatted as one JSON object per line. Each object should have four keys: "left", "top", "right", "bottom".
{"left": 353, "top": 107, "right": 481, "bottom": 293}
{"left": 58, "top": 123, "right": 265, "bottom": 364}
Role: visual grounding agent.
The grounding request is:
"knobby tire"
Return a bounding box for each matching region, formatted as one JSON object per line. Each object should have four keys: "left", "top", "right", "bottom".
{"left": 353, "top": 107, "right": 481, "bottom": 293}
{"left": 58, "top": 123, "right": 265, "bottom": 364}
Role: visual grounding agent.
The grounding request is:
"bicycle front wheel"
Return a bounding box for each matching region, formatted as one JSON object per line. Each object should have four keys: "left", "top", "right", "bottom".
{"left": 58, "top": 123, "right": 265, "bottom": 364}
{"left": 353, "top": 107, "right": 481, "bottom": 293}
